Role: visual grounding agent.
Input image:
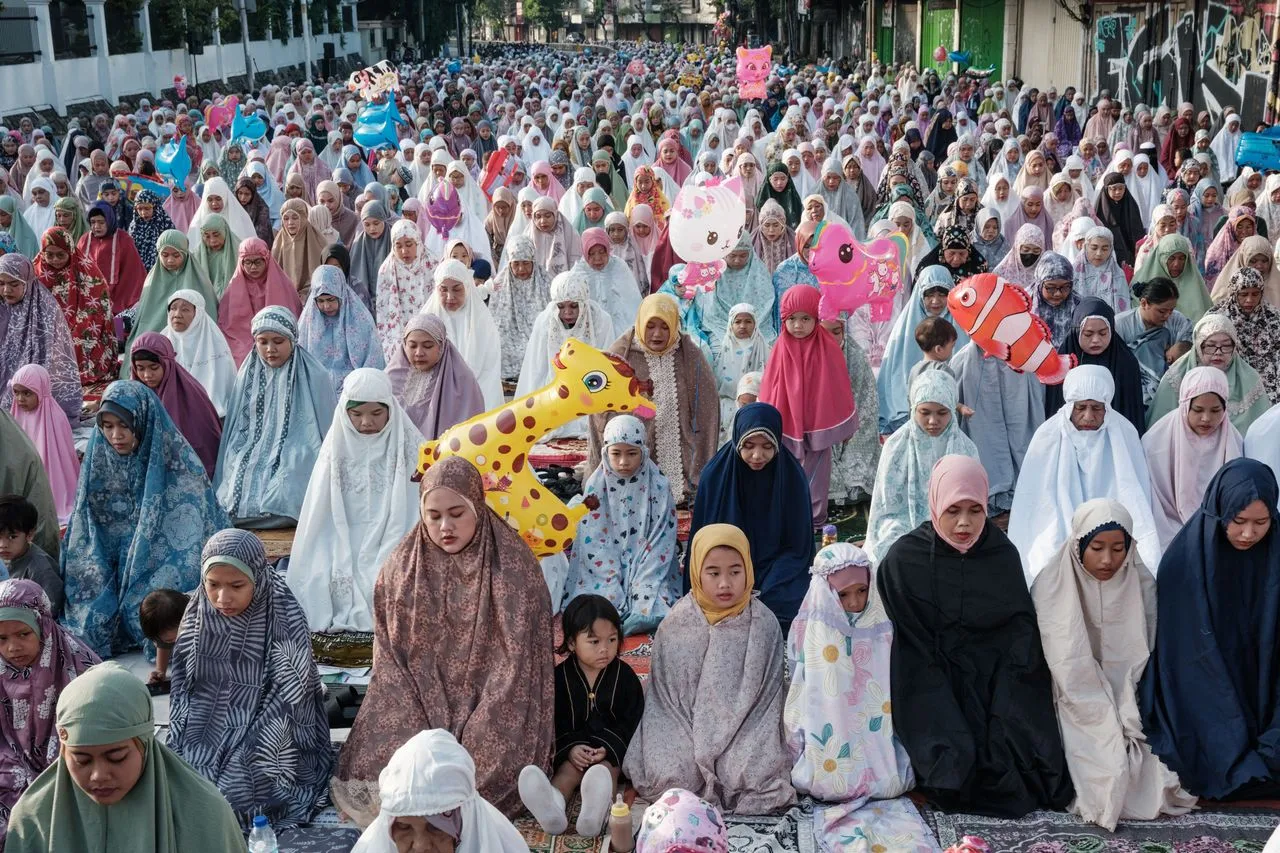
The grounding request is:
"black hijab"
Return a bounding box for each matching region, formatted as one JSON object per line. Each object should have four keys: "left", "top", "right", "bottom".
{"left": 1093, "top": 173, "right": 1144, "bottom": 267}
{"left": 1043, "top": 297, "right": 1147, "bottom": 434}
{"left": 915, "top": 225, "right": 989, "bottom": 283}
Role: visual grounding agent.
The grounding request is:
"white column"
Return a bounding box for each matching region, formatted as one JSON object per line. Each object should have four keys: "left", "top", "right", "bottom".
{"left": 1002, "top": 0, "right": 1020, "bottom": 80}
{"left": 139, "top": 0, "right": 159, "bottom": 101}
{"left": 85, "top": 0, "right": 115, "bottom": 104}
{"left": 301, "top": 0, "right": 313, "bottom": 80}
{"left": 213, "top": 9, "right": 227, "bottom": 82}
{"left": 25, "top": 0, "right": 62, "bottom": 112}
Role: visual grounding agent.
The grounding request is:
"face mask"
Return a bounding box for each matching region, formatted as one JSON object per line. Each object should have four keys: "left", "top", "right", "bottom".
{"left": 1020, "top": 251, "right": 1041, "bottom": 267}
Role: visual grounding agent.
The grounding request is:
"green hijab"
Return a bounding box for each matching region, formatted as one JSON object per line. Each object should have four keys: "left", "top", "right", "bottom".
{"left": 1146, "top": 312, "right": 1271, "bottom": 433}
{"left": 53, "top": 197, "right": 87, "bottom": 244}
{"left": 126, "top": 230, "right": 218, "bottom": 356}
{"left": 757, "top": 162, "right": 803, "bottom": 228}
{"left": 0, "top": 410, "right": 61, "bottom": 558}
{"left": 188, "top": 214, "right": 241, "bottom": 300}
{"left": 574, "top": 186, "right": 614, "bottom": 234}
{"left": 3, "top": 662, "right": 244, "bottom": 853}
{"left": 1133, "top": 232, "right": 1212, "bottom": 322}
{"left": 0, "top": 196, "right": 39, "bottom": 258}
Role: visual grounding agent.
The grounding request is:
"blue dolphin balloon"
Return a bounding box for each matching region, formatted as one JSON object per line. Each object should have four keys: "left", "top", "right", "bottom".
{"left": 156, "top": 135, "right": 192, "bottom": 186}
{"left": 229, "top": 109, "right": 268, "bottom": 143}
{"left": 352, "top": 98, "right": 405, "bottom": 152}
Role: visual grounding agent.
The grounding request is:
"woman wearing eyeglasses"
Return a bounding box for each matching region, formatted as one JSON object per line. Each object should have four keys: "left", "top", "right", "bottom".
{"left": 1146, "top": 312, "right": 1272, "bottom": 434}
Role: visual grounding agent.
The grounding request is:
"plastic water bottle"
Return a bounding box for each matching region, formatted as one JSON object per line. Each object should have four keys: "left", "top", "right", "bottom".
{"left": 248, "top": 815, "right": 279, "bottom": 853}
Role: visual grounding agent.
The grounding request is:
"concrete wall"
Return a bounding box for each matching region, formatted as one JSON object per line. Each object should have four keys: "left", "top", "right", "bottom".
{"left": 1011, "top": 0, "right": 1274, "bottom": 126}
{"left": 1012, "top": 0, "right": 1089, "bottom": 91}
{"left": 0, "top": 10, "right": 359, "bottom": 115}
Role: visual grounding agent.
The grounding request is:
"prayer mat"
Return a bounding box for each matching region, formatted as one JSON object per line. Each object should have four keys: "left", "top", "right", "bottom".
{"left": 253, "top": 526, "right": 297, "bottom": 559}
{"left": 311, "top": 630, "right": 374, "bottom": 667}
{"left": 616, "top": 799, "right": 816, "bottom": 852}
{"left": 530, "top": 437, "right": 591, "bottom": 469}
{"left": 921, "top": 803, "right": 1280, "bottom": 852}
{"left": 276, "top": 824, "right": 362, "bottom": 853}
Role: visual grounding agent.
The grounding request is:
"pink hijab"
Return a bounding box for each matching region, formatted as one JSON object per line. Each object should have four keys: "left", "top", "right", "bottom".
{"left": 265, "top": 135, "right": 293, "bottom": 187}
{"left": 656, "top": 137, "right": 691, "bottom": 186}
{"left": 758, "top": 286, "right": 857, "bottom": 453}
{"left": 928, "top": 455, "right": 990, "bottom": 553}
{"left": 1142, "top": 365, "right": 1244, "bottom": 546}
{"left": 217, "top": 237, "right": 303, "bottom": 364}
{"left": 7, "top": 364, "right": 79, "bottom": 523}
{"left": 530, "top": 160, "right": 565, "bottom": 202}
{"left": 163, "top": 185, "right": 201, "bottom": 234}
{"left": 581, "top": 226, "right": 610, "bottom": 259}
{"left": 630, "top": 203, "right": 658, "bottom": 255}
{"left": 287, "top": 139, "right": 331, "bottom": 204}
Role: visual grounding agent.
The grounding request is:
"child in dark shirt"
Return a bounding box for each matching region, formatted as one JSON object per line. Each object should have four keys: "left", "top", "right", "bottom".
{"left": 519, "top": 595, "right": 644, "bottom": 838}
{"left": 139, "top": 588, "right": 190, "bottom": 688}
{"left": 0, "top": 495, "right": 64, "bottom": 616}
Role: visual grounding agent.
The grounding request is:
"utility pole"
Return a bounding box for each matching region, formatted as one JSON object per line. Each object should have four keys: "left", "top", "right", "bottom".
{"left": 237, "top": 0, "right": 254, "bottom": 90}
{"left": 456, "top": 0, "right": 465, "bottom": 58}
{"left": 1268, "top": 10, "right": 1280, "bottom": 124}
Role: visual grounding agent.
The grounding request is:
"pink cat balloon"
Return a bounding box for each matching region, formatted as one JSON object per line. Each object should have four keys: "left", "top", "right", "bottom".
{"left": 669, "top": 177, "right": 747, "bottom": 298}
{"left": 806, "top": 220, "right": 909, "bottom": 322}
{"left": 736, "top": 45, "right": 772, "bottom": 100}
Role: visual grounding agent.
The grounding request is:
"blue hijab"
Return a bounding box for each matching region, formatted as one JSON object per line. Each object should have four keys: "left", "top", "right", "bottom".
{"left": 687, "top": 402, "right": 815, "bottom": 630}
{"left": 770, "top": 253, "right": 819, "bottom": 330}
{"left": 341, "top": 144, "right": 376, "bottom": 189}
{"left": 1139, "top": 458, "right": 1280, "bottom": 799}
{"left": 297, "top": 265, "right": 384, "bottom": 395}
{"left": 876, "top": 265, "right": 971, "bottom": 432}
{"left": 61, "top": 381, "right": 229, "bottom": 657}
{"left": 213, "top": 306, "right": 336, "bottom": 524}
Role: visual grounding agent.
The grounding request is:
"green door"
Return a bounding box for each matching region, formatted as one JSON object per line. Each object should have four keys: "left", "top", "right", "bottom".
{"left": 959, "top": 0, "right": 1003, "bottom": 77}
{"left": 919, "top": 1, "right": 955, "bottom": 74}
{"left": 875, "top": 0, "right": 894, "bottom": 64}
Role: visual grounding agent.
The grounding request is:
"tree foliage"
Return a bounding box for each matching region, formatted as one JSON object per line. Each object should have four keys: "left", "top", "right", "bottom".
{"left": 524, "top": 0, "right": 562, "bottom": 31}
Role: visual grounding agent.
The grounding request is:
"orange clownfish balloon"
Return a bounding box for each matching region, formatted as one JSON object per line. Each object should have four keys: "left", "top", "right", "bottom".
{"left": 948, "top": 273, "right": 1076, "bottom": 385}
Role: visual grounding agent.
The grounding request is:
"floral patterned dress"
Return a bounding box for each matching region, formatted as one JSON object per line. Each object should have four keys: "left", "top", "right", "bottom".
{"left": 783, "top": 544, "right": 940, "bottom": 853}
{"left": 32, "top": 226, "right": 118, "bottom": 396}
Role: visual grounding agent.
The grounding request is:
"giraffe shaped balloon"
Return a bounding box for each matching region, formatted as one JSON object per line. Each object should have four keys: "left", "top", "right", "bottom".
{"left": 417, "top": 339, "right": 655, "bottom": 557}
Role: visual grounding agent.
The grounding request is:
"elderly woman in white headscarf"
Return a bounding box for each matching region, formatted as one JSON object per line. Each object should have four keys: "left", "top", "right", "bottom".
{"left": 350, "top": 730, "right": 530, "bottom": 853}
{"left": 516, "top": 269, "right": 616, "bottom": 438}
{"left": 187, "top": 176, "right": 259, "bottom": 243}
{"left": 421, "top": 257, "right": 504, "bottom": 409}
{"left": 1008, "top": 365, "right": 1162, "bottom": 584}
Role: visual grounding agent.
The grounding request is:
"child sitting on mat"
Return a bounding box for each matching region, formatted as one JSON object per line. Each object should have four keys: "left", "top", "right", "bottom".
{"left": 139, "top": 588, "right": 189, "bottom": 688}
{"left": 520, "top": 594, "right": 644, "bottom": 838}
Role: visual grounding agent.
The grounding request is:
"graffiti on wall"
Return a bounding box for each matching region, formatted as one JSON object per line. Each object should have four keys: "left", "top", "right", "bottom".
{"left": 1092, "top": 1, "right": 1274, "bottom": 126}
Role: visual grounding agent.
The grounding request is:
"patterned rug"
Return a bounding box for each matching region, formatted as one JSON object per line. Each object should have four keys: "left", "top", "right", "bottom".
{"left": 921, "top": 803, "right": 1280, "bottom": 852}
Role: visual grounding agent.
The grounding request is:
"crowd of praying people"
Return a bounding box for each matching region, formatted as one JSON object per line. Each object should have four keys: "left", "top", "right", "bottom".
{"left": 1, "top": 35, "right": 1280, "bottom": 853}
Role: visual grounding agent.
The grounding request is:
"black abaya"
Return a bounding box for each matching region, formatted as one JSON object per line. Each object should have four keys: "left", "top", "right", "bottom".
{"left": 877, "top": 520, "right": 1074, "bottom": 817}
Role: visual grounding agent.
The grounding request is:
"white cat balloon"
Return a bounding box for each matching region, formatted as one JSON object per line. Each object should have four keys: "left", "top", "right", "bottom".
{"left": 668, "top": 176, "right": 747, "bottom": 297}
